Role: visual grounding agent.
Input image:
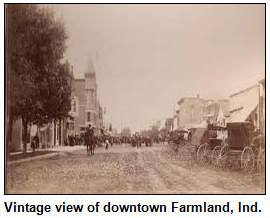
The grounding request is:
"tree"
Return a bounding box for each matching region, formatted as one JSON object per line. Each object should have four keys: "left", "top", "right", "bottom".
{"left": 109, "top": 123, "right": 112, "bottom": 132}
{"left": 148, "top": 121, "right": 161, "bottom": 139}
{"left": 6, "top": 4, "right": 70, "bottom": 154}
{"left": 121, "top": 128, "right": 131, "bottom": 138}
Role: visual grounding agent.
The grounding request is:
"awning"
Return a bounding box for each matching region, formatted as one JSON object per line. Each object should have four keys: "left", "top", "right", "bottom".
{"left": 227, "top": 101, "right": 258, "bottom": 123}
{"left": 181, "top": 121, "right": 207, "bottom": 131}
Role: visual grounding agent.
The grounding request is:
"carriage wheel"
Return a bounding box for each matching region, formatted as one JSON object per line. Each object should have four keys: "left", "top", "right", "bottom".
{"left": 258, "top": 148, "right": 265, "bottom": 173}
{"left": 213, "top": 145, "right": 228, "bottom": 171}
{"left": 179, "top": 141, "right": 186, "bottom": 147}
{"left": 204, "top": 144, "right": 212, "bottom": 162}
{"left": 212, "top": 146, "right": 221, "bottom": 162}
{"left": 197, "top": 144, "right": 207, "bottom": 163}
{"left": 241, "top": 147, "right": 254, "bottom": 174}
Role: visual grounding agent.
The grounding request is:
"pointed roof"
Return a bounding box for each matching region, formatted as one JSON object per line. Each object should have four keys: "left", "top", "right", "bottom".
{"left": 84, "top": 56, "right": 95, "bottom": 76}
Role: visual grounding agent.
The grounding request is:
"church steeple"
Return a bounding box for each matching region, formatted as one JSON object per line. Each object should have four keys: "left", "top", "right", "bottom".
{"left": 84, "top": 56, "right": 96, "bottom": 77}
{"left": 84, "top": 55, "right": 97, "bottom": 101}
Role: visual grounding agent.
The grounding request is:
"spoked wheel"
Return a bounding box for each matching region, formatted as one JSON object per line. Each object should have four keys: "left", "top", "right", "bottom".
{"left": 213, "top": 145, "right": 228, "bottom": 171}
{"left": 212, "top": 146, "right": 221, "bottom": 162}
{"left": 197, "top": 143, "right": 209, "bottom": 163}
{"left": 179, "top": 141, "right": 187, "bottom": 147}
{"left": 258, "top": 148, "right": 265, "bottom": 173}
{"left": 241, "top": 147, "right": 254, "bottom": 174}
{"left": 197, "top": 144, "right": 205, "bottom": 163}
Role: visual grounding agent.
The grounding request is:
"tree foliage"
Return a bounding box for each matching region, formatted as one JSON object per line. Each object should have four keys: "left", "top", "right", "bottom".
{"left": 109, "top": 123, "right": 112, "bottom": 132}
{"left": 6, "top": 4, "right": 71, "bottom": 152}
{"left": 121, "top": 127, "right": 131, "bottom": 137}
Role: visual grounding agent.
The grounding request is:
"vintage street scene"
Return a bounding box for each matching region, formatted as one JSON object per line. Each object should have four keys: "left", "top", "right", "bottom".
{"left": 5, "top": 4, "right": 265, "bottom": 194}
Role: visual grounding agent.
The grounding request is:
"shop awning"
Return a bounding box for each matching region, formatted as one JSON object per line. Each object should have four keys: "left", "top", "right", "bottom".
{"left": 227, "top": 100, "right": 258, "bottom": 123}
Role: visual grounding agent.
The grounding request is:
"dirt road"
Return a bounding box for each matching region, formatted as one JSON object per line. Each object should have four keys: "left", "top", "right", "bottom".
{"left": 5, "top": 144, "right": 265, "bottom": 194}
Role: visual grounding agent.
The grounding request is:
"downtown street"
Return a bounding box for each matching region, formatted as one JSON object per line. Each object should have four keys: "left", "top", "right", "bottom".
{"left": 5, "top": 143, "right": 264, "bottom": 194}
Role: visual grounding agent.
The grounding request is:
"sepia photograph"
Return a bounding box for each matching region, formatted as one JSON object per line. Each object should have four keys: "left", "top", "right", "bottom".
{"left": 5, "top": 4, "right": 265, "bottom": 194}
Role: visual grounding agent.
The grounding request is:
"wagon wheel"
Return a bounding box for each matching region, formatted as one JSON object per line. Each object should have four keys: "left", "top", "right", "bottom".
{"left": 220, "top": 145, "right": 229, "bottom": 157}
{"left": 179, "top": 140, "right": 187, "bottom": 147}
{"left": 197, "top": 143, "right": 208, "bottom": 163}
{"left": 257, "top": 148, "right": 265, "bottom": 173}
{"left": 211, "top": 145, "right": 221, "bottom": 162}
{"left": 213, "top": 145, "right": 228, "bottom": 171}
{"left": 241, "top": 147, "right": 254, "bottom": 174}
{"left": 204, "top": 144, "right": 212, "bottom": 163}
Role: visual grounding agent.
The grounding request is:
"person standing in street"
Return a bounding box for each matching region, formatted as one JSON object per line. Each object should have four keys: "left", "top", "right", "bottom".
{"left": 85, "top": 124, "right": 94, "bottom": 155}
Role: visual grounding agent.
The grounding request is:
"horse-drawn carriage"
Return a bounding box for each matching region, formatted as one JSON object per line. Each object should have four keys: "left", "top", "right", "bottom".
{"left": 168, "top": 127, "right": 210, "bottom": 159}
{"left": 194, "top": 121, "right": 265, "bottom": 173}
{"left": 169, "top": 130, "right": 188, "bottom": 151}
{"left": 212, "top": 122, "right": 265, "bottom": 173}
{"left": 196, "top": 125, "right": 226, "bottom": 164}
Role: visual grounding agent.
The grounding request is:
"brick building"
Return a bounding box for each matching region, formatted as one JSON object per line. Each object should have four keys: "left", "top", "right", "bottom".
{"left": 72, "top": 57, "right": 103, "bottom": 134}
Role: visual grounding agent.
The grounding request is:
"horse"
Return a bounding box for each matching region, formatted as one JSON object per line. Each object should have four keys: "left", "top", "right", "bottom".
{"left": 85, "top": 128, "right": 95, "bottom": 155}
{"left": 86, "top": 138, "right": 95, "bottom": 155}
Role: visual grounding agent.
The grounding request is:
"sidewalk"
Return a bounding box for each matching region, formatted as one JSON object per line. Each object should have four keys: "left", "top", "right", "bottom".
{"left": 7, "top": 145, "right": 85, "bottom": 165}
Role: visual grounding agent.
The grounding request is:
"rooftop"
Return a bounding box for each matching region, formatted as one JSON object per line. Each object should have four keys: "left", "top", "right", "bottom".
{"left": 177, "top": 97, "right": 204, "bottom": 105}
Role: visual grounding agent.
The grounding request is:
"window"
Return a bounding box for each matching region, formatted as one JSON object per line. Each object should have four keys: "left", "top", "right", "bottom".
{"left": 73, "top": 100, "right": 76, "bottom": 112}
{"left": 87, "top": 112, "right": 91, "bottom": 122}
{"left": 71, "top": 98, "right": 78, "bottom": 114}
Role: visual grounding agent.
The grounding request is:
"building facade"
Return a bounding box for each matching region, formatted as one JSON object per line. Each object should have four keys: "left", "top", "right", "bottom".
{"left": 73, "top": 57, "right": 103, "bottom": 135}
{"left": 203, "top": 99, "right": 230, "bottom": 127}
{"left": 177, "top": 96, "right": 205, "bottom": 130}
{"left": 165, "top": 118, "right": 173, "bottom": 131}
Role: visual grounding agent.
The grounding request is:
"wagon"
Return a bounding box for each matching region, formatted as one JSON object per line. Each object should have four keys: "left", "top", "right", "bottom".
{"left": 213, "top": 122, "right": 265, "bottom": 173}
{"left": 169, "top": 130, "right": 188, "bottom": 152}
{"left": 185, "top": 127, "right": 208, "bottom": 160}
{"left": 196, "top": 125, "right": 226, "bottom": 164}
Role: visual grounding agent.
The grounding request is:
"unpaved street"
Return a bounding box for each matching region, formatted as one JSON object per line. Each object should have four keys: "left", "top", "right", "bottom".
{"left": 5, "top": 144, "right": 265, "bottom": 194}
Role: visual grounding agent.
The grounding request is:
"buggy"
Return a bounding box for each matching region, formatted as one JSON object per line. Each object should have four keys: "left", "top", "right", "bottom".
{"left": 213, "top": 122, "right": 265, "bottom": 173}
{"left": 196, "top": 125, "right": 226, "bottom": 164}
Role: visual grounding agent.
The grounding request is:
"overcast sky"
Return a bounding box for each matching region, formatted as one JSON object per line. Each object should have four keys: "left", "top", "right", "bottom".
{"left": 49, "top": 4, "right": 265, "bottom": 132}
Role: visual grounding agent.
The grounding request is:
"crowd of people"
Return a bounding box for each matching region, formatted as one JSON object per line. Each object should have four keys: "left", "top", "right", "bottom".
{"left": 62, "top": 125, "right": 205, "bottom": 156}
{"left": 63, "top": 126, "right": 172, "bottom": 154}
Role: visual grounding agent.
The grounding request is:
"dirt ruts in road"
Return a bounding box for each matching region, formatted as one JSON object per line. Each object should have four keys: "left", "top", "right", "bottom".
{"left": 5, "top": 144, "right": 264, "bottom": 194}
{"left": 135, "top": 148, "right": 172, "bottom": 194}
{"left": 133, "top": 145, "right": 264, "bottom": 194}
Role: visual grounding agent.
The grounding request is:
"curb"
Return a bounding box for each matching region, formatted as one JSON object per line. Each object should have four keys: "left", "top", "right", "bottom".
{"left": 6, "top": 152, "right": 61, "bottom": 166}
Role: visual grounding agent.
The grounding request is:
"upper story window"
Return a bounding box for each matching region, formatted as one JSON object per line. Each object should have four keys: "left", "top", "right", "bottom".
{"left": 71, "top": 98, "right": 79, "bottom": 115}
{"left": 73, "top": 100, "right": 76, "bottom": 113}
{"left": 87, "top": 112, "right": 91, "bottom": 122}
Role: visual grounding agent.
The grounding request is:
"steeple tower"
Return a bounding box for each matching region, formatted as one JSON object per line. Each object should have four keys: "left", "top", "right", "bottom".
{"left": 84, "top": 55, "right": 97, "bottom": 126}
{"left": 84, "top": 56, "right": 96, "bottom": 77}
{"left": 84, "top": 56, "right": 97, "bottom": 91}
